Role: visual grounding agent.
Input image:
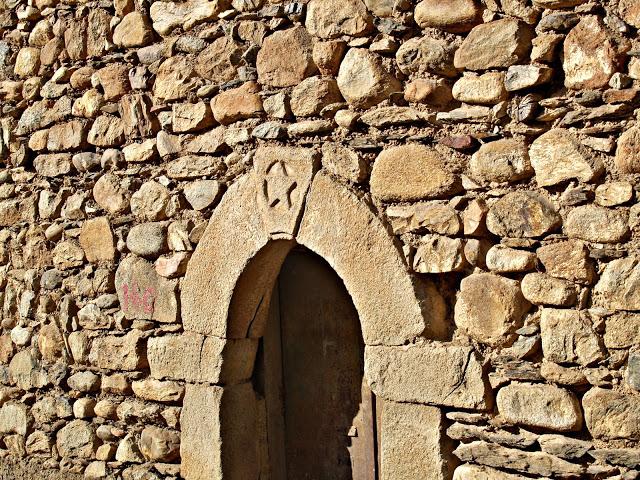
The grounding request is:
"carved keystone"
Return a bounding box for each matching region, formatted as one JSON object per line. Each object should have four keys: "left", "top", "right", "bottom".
{"left": 254, "top": 146, "right": 320, "bottom": 237}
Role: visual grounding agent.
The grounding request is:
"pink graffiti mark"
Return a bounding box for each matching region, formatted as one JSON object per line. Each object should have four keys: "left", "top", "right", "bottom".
{"left": 121, "top": 283, "right": 156, "bottom": 314}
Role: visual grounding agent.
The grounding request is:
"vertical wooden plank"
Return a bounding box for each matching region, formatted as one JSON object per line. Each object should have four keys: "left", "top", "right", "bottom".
{"left": 349, "top": 380, "right": 378, "bottom": 480}
{"left": 278, "top": 250, "right": 362, "bottom": 480}
{"left": 263, "top": 282, "right": 287, "bottom": 480}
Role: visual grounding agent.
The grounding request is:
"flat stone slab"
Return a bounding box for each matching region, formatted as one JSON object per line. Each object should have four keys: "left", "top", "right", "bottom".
{"left": 364, "top": 341, "right": 490, "bottom": 409}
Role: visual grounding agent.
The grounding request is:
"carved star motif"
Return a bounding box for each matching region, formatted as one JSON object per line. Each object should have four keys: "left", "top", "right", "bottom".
{"left": 264, "top": 161, "right": 297, "bottom": 208}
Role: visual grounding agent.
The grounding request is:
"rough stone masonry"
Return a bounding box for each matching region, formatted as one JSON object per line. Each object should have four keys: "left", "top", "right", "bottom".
{"left": 0, "top": 0, "right": 640, "bottom": 478}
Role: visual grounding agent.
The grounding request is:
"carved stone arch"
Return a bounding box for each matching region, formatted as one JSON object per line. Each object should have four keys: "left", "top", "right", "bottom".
{"left": 177, "top": 146, "right": 455, "bottom": 480}
{"left": 181, "top": 147, "right": 434, "bottom": 345}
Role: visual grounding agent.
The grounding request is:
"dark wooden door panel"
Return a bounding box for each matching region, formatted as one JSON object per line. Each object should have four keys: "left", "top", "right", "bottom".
{"left": 262, "top": 249, "right": 378, "bottom": 480}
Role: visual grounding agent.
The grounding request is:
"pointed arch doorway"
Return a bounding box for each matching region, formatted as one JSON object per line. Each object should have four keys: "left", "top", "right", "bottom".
{"left": 176, "top": 147, "right": 457, "bottom": 480}
{"left": 255, "top": 247, "right": 378, "bottom": 479}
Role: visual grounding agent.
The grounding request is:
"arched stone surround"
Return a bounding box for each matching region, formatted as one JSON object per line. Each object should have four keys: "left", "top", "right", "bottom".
{"left": 170, "top": 146, "right": 490, "bottom": 479}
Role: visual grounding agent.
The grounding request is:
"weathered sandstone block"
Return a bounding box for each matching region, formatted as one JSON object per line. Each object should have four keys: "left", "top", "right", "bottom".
{"left": 497, "top": 382, "right": 583, "bottom": 431}
{"left": 365, "top": 342, "right": 490, "bottom": 409}
{"left": 147, "top": 333, "right": 258, "bottom": 385}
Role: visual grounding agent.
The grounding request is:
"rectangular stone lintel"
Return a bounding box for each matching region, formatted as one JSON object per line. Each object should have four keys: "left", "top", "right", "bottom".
{"left": 147, "top": 332, "right": 257, "bottom": 385}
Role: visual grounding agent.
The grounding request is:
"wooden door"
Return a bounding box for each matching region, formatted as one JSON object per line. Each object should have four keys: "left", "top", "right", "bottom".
{"left": 260, "top": 249, "right": 378, "bottom": 480}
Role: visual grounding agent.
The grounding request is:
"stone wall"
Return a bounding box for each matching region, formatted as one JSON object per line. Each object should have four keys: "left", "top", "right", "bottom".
{"left": 0, "top": 0, "right": 639, "bottom": 478}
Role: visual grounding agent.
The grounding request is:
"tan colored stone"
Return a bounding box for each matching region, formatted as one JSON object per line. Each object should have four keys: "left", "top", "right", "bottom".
{"left": 113, "top": 12, "right": 154, "bottom": 48}
{"left": 604, "top": 313, "right": 640, "bottom": 349}
{"left": 89, "top": 330, "right": 147, "bottom": 371}
{"left": 96, "top": 64, "right": 130, "bottom": 101}
{"left": 120, "top": 93, "right": 159, "bottom": 138}
{"left": 470, "top": 138, "right": 532, "bottom": 184}
{"left": 338, "top": 48, "right": 401, "bottom": 108}
{"left": 88, "top": 115, "right": 125, "bottom": 147}
{"left": 257, "top": 26, "right": 316, "bottom": 87}
{"left": 563, "top": 16, "right": 628, "bottom": 90}
{"left": 312, "top": 41, "right": 346, "bottom": 76}
{"left": 154, "top": 56, "right": 198, "bottom": 102}
{"left": 540, "top": 308, "right": 604, "bottom": 366}
{"left": 140, "top": 426, "right": 180, "bottom": 462}
{"left": 93, "top": 173, "right": 129, "bottom": 214}
{"left": 195, "top": 36, "right": 244, "bottom": 84}
{"left": 537, "top": 240, "right": 594, "bottom": 284}
{"left": 321, "top": 143, "right": 367, "bottom": 183}
{"left": 115, "top": 255, "right": 178, "bottom": 323}
{"left": 595, "top": 182, "right": 633, "bottom": 206}
{"left": 583, "top": 387, "right": 640, "bottom": 440}
{"left": 123, "top": 139, "right": 157, "bottom": 163}
{"left": 148, "top": 333, "right": 258, "bottom": 385}
{"left": 79, "top": 217, "right": 115, "bottom": 263}
{"left": 370, "top": 145, "right": 458, "bottom": 202}
{"left": 33, "top": 154, "right": 72, "bottom": 177}
{"left": 386, "top": 203, "right": 461, "bottom": 236}
{"left": 167, "top": 155, "right": 225, "bottom": 179}
{"left": 594, "top": 257, "right": 640, "bottom": 311}
{"left": 365, "top": 342, "right": 489, "bottom": 409}
{"left": 413, "top": 235, "right": 465, "bottom": 273}
{"left": 454, "top": 273, "right": 530, "bottom": 347}
{"left": 56, "top": 420, "right": 97, "bottom": 459}
{"left": 380, "top": 401, "right": 449, "bottom": 480}
{"left": 396, "top": 36, "right": 458, "bottom": 78}
{"left": 415, "top": 0, "right": 482, "bottom": 32}
{"left": 486, "top": 245, "right": 536, "bottom": 273}
{"left": 404, "top": 78, "right": 452, "bottom": 105}
{"left": 452, "top": 72, "right": 507, "bottom": 105}
{"left": 72, "top": 89, "right": 104, "bottom": 119}
{"left": 615, "top": 126, "right": 640, "bottom": 174}
{"left": 487, "top": 191, "right": 560, "bottom": 238}
{"left": 14, "top": 47, "right": 40, "bottom": 78}
{"left": 497, "top": 382, "right": 582, "bottom": 431}
{"left": 290, "top": 77, "right": 343, "bottom": 117}
{"left": 53, "top": 240, "right": 85, "bottom": 270}
{"left": 181, "top": 383, "right": 258, "bottom": 480}
{"left": 530, "top": 129, "right": 603, "bottom": 187}
{"left": 521, "top": 273, "right": 578, "bottom": 306}
{"left": 565, "top": 205, "right": 628, "bottom": 243}
{"left": 620, "top": 0, "right": 640, "bottom": 28}
{"left": 150, "top": 0, "right": 226, "bottom": 35}
{"left": 305, "top": 0, "right": 372, "bottom": 39}
{"left": 131, "top": 181, "right": 170, "bottom": 221}
{"left": 172, "top": 102, "right": 215, "bottom": 133}
{"left": 454, "top": 19, "right": 533, "bottom": 70}
{"left": 540, "top": 361, "right": 588, "bottom": 387}
{"left": 132, "top": 379, "right": 184, "bottom": 403}
{"left": 211, "top": 82, "right": 263, "bottom": 125}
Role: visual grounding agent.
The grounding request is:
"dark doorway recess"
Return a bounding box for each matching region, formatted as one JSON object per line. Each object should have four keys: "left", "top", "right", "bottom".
{"left": 254, "top": 248, "right": 379, "bottom": 480}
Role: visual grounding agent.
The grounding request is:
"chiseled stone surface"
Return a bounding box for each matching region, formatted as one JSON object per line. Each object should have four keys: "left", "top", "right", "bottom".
{"left": 454, "top": 19, "right": 534, "bottom": 70}
{"left": 370, "top": 145, "right": 459, "bottom": 202}
{"left": 455, "top": 273, "right": 530, "bottom": 347}
{"left": 583, "top": 387, "right": 640, "bottom": 440}
{"left": 497, "top": 382, "right": 583, "bottom": 431}
{"left": 529, "top": 128, "right": 604, "bottom": 187}
{"left": 181, "top": 383, "right": 258, "bottom": 480}
{"left": 540, "top": 308, "right": 604, "bottom": 366}
{"left": 380, "top": 401, "right": 449, "bottom": 480}
{"left": 147, "top": 333, "right": 258, "bottom": 385}
{"left": 365, "top": 342, "right": 490, "bottom": 409}
{"left": 487, "top": 191, "right": 561, "bottom": 238}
